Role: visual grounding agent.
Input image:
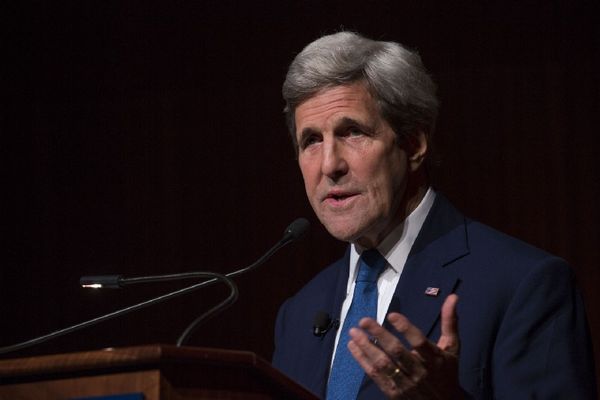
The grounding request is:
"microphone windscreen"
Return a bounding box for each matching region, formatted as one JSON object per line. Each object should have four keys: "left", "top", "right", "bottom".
{"left": 283, "top": 218, "right": 310, "bottom": 241}
{"left": 313, "top": 311, "right": 331, "bottom": 329}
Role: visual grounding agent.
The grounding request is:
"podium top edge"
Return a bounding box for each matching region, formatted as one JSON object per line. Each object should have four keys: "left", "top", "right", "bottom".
{"left": 0, "top": 344, "right": 261, "bottom": 378}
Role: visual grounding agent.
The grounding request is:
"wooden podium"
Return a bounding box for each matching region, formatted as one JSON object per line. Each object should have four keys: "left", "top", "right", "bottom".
{"left": 0, "top": 345, "right": 319, "bottom": 400}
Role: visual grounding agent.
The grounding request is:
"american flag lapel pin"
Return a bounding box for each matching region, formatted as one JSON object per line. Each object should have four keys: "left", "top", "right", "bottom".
{"left": 424, "top": 287, "right": 440, "bottom": 297}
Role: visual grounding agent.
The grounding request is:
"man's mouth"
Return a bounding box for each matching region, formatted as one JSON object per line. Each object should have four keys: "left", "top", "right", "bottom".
{"left": 328, "top": 194, "right": 351, "bottom": 200}
{"left": 323, "top": 191, "right": 359, "bottom": 204}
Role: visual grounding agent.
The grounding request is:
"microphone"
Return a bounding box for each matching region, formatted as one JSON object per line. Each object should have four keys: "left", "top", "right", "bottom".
{"left": 81, "top": 217, "right": 310, "bottom": 289}
{"left": 0, "top": 218, "right": 310, "bottom": 355}
{"left": 282, "top": 217, "right": 310, "bottom": 242}
{"left": 313, "top": 311, "right": 339, "bottom": 337}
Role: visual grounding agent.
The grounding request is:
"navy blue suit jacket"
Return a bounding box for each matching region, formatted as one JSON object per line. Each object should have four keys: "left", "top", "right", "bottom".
{"left": 273, "top": 194, "right": 597, "bottom": 399}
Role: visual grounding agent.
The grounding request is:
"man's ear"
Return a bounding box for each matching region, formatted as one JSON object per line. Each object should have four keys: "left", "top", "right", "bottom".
{"left": 407, "top": 130, "right": 428, "bottom": 172}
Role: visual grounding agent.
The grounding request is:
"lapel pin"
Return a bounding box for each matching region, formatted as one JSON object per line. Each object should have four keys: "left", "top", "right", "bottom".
{"left": 424, "top": 287, "right": 440, "bottom": 297}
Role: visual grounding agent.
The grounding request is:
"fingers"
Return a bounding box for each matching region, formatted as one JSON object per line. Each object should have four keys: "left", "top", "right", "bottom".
{"left": 347, "top": 324, "right": 407, "bottom": 394}
{"left": 385, "top": 294, "right": 460, "bottom": 362}
{"left": 386, "top": 312, "right": 427, "bottom": 349}
{"left": 386, "top": 312, "right": 440, "bottom": 364}
{"left": 358, "top": 317, "right": 407, "bottom": 356}
{"left": 348, "top": 319, "right": 403, "bottom": 368}
{"left": 345, "top": 295, "right": 461, "bottom": 398}
{"left": 350, "top": 318, "right": 424, "bottom": 381}
{"left": 438, "top": 294, "right": 459, "bottom": 354}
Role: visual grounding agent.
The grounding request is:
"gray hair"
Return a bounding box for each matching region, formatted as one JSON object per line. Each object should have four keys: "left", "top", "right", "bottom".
{"left": 283, "top": 31, "right": 439, "bottom": 152}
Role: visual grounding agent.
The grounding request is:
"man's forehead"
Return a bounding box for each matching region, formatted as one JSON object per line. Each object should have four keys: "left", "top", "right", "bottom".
{"left": 294, "top": 83, "right": 378, "bottom": 131}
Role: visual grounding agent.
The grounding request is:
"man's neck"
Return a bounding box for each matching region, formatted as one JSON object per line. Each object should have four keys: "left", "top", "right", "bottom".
{"left": 355, "top": 182, "right": 429, "bottom": 249}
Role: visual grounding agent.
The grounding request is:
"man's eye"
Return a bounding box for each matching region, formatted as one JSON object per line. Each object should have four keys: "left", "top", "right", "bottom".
{"left": 348, "top": 127, "right": 364, "bottom": 136}
{"left": 301, "top": 135, "right": 321, "bottom": 148}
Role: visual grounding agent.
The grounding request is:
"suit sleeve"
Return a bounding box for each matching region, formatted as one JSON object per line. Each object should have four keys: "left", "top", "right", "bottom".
{"left": 491, "top": 257, "right": 597, "bottom": 399}
{"left": 272, "top": 297, "right": 290, "bottom": 370}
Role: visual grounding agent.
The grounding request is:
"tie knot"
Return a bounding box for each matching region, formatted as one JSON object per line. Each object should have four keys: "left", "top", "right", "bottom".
{"left": 356, "top": 249, "right": 386, "bottom": 283}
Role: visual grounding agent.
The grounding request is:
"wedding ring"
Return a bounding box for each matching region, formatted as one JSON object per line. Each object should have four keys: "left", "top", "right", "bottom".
{"left": 386, "top": 367, "right": 403, "bottom": 380}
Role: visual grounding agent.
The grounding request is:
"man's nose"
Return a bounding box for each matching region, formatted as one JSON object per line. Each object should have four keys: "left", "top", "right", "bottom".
{"left": 321, "top": 140, "right": 348, "bottom": 181}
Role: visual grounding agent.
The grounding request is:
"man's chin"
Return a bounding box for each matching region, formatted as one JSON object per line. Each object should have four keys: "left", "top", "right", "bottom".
{"left": 320, "top": 216, "right": 386, "bottom": 248}
{"left": 321, "top": 221, "right": 363, "bottom": 243}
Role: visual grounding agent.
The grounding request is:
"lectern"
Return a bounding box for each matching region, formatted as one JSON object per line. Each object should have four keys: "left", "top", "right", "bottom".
{"left": 0, "top": 345, "right": 318, "bottom": 400}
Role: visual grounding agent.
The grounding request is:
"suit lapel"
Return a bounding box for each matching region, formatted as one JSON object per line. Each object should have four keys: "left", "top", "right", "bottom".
{"left": 309, "top": 249, "right": 351, "bottom": 397}
{"left": 386, "top": 194, "right": 469, "bottom": 339}
{"left": 360, "top": 195, "right": 471, "bottom": 398}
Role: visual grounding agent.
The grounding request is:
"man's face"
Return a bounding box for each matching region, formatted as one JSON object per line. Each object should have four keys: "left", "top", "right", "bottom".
{"left": 295, "top": 82, "right": 423, "bottom": 248}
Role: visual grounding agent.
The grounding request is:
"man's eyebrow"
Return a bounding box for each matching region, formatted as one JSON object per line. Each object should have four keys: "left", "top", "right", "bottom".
{"left": 337, "top": 117, "right": 374, "bottom": 132}
{"left": 298, "top": 127, "right": 319, "bottom": 143}
{"left": 296, "top": 116, "right": 375, "bottom": 142}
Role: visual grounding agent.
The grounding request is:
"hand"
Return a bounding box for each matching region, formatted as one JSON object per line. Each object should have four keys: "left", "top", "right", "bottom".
{"left": 347, "top": 294, "right": 461, "bottom": 399}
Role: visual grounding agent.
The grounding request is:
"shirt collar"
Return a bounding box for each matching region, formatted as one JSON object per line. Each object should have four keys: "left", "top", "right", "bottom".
{"left": 350, "top": 187, "right": 437, "bottom": 277}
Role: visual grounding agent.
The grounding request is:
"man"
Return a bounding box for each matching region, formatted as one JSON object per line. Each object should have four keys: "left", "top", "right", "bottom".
{"left": 272, "top": 31, "right": 597, "bottom": 399}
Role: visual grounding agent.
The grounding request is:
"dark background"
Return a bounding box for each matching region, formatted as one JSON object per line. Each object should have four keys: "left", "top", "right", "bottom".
{"left": 2, "top": 0, "right": 599, "bottom": 392}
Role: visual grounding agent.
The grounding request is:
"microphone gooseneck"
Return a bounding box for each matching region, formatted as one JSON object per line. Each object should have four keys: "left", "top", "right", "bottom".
{"left": 0, "top": 218, "right": 310, "bottom": 355}
{"left": 80, "top": 217, "right": 310, "bottom": 290}
{"left": 0, "top": 272, "right": 237, "bottom": 355}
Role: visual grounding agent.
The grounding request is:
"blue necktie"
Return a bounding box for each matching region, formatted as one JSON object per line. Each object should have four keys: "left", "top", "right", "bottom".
{"left": 326, "top": 249, "right": 386, "bottom": 400}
